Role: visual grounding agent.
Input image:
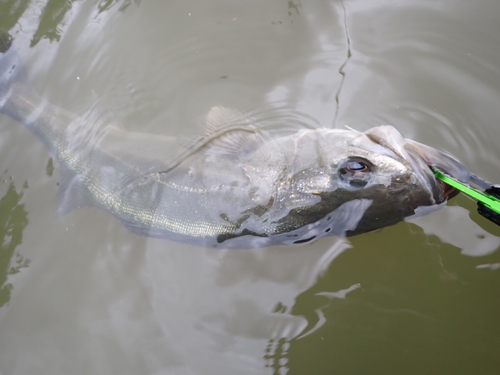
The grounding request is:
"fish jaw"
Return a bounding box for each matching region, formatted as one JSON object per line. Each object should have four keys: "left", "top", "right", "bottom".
{"left": 363, "top": 125, "right": 469, "bottom": 205}
{"left": 405, "top": 139, "right": 469, "bottom": 183}
{"left": 405, "top": 138, "right": 469, "bottom": 199}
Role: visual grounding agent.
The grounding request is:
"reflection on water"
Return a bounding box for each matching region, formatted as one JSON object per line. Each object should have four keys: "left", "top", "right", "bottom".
{"left": 97, "top": 0, "right": 141, "bottom": 14}
{"left": 0, "top": 0, "right": 137, "bottom": 47}
{"left": 30, "top": 0, "right": 80, "bottom": 47}
{"left": 280, "top": 221, "right": 500, "bottom": 375}
{"left": 0, "top": 0, "right": 500, "bottom": 374}
{"left": 0, "top": 182, "right": 29, "bottom": 308}
{"left": 408, "top": 195, "right": 500, "bottom": 257}
{"left": 0, "top": 0, "right": 30, "bottom": 34}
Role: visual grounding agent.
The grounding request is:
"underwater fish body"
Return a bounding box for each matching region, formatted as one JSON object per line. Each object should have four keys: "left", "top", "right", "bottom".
{"left": 0, "top": 47, "right": 469, "bottom": 248}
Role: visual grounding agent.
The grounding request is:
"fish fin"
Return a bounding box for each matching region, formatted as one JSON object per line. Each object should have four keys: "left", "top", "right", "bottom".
{"left": 205, "top": 106, "right": 246, "bottom": 132}
{"left": 344, "top": 125, "right": 359, "bottom": 132}
{"left": 57, "top": 165, "right": 94, "bottom": 216}
{"left": 120, "top": 219, "right": 168, "bottom": 239}
{"left": 153, "top": 106, "right": 268, "bottom": 175}
{"left": 78, "top": 97, "right": 124, "bottom": 133}
{"left": 200, "top": 106, "right": 267, "bottom": 158}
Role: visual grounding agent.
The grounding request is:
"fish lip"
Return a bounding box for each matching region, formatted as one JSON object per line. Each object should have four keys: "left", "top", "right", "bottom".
{"left": 405, "top": 139, "right": 470, "bottom": 183}
{"left": 405, "top": 139, "right": 469, "bottom": 201}
{"left": 402, "top": 143, "right": 445, "bottom": 204}
{"left": 363, "top": 126, "right": 469, "bottom": 203}
{"left": 363, "top": 126, "right": 444, "bottom": 203}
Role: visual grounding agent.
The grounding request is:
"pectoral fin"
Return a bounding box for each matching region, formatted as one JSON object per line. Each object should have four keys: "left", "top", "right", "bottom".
{"left": 57, "top": 165, "right": 94, "bottom": 216}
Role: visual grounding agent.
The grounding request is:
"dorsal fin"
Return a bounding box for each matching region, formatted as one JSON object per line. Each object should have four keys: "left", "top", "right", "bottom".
{"left": 154, "top": 106, "right": 268, "bottom": 176}
{"left": 205, "top": 106, "right": 244, "bottom": 132}
{"left": 201, "top": 106, "right": 266, "bottom": 158}
{"left": 77, "top": 95, "right": 124, "bottom": 134}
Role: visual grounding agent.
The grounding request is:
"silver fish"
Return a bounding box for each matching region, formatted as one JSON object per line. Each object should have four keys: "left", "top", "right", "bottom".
{"left": 0, "top": 47, "right": 468, "bottom": 248}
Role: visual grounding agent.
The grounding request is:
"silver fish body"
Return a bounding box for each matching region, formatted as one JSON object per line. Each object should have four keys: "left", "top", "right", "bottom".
{"left": 0, "top": 48, "right": 468, "bottom": 248}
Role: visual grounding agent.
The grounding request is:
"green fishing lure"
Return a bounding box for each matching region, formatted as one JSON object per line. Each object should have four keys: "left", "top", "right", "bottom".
{"left": 432, "top": 167, "right": 500, "bottom": 225}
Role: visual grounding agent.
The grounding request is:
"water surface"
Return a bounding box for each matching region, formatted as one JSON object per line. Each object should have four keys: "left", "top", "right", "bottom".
{"left": 1, "top": 1, "right": 500, "bottom": 374}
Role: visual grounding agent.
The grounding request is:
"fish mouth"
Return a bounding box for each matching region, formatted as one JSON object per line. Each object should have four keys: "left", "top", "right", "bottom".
{"left": 437, "top": 178, "right": 459, "bottom": 199}
{"left": 405, "top": 138, "right": 469, "bottom": 200}
{"left": 364, "top": 126, "right": 469, "bottom": 203}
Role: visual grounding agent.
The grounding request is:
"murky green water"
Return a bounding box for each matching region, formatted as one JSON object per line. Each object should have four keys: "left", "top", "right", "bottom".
{"left": 1, "top": 1, "right": 500, "bottom": 374}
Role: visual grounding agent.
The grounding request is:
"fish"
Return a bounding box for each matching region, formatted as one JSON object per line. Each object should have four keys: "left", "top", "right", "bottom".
{"left": 0, "top": 42, "right": 469, "bottom": 248}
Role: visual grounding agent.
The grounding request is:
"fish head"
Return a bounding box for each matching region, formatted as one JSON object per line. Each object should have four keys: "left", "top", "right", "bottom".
{"left": 312, "top": 125, "right": 468, "bottom": 235}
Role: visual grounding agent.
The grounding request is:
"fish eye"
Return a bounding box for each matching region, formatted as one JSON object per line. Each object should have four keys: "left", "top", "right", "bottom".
{"left": 338, "top": 158, "right": 373, "bottom": 187}
{"left": 345, "top": 161, "right": 370, "bottom": 172}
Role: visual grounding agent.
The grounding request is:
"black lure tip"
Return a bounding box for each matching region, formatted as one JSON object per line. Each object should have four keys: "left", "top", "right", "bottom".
{"left": 477, "top": 186, "right": 500, "bottom": 226}
{"left": 0, "top": 30, "right": 13, "bottom": 54}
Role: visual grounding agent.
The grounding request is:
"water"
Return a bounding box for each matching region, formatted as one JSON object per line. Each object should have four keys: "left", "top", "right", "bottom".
{"left": 1, "top": 1, "right": 500, "bottom": 374}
